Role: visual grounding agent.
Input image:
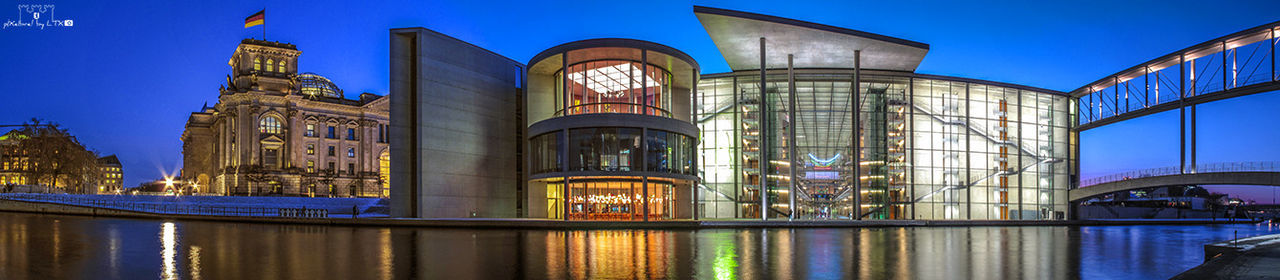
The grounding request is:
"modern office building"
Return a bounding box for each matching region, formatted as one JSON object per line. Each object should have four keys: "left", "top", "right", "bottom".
{"left": 182, "top": 39, "right": 391, "bottom": 198}
{"left": 524, "top": 39, "right": 701, "bottom": 220}
{"left": 391, "top": 6, "right": 1076, "bottom": 220}
{"left": 692, "top": 7, "right": 1073, "bottom": 220}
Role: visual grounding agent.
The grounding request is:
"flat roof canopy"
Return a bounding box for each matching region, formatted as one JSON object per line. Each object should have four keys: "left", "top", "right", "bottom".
{"left": 694, "top": 6, "right": 929, "bottom": 72}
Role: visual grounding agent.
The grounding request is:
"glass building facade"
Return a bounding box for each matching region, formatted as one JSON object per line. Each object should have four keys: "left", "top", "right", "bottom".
{"left": 511, "top": 7, "right": 1080, "bottom": 221}
{"left": 525, "top": 39, "right": 701, "bottom": 221}
{"left": 696, "top": 70, "right": 1073, "bottom": 220}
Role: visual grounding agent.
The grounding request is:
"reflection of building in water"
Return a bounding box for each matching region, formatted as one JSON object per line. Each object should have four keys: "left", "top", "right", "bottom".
{"left": 182, "top": 39, "right": 390, "bottom": 198}
{"left": 544, "top": 230, "right": 681, "bottom": 278}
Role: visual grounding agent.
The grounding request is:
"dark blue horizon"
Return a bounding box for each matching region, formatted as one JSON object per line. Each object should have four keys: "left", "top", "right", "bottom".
{"left": 2, "top": 0, "right": 1279, "bottom": 201}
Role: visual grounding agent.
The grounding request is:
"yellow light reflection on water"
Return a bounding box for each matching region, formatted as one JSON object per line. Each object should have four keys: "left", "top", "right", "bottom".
{"left": 189, "top": 246, "right": 202, "bottom": 280}
{"left": 161, "top": 222, "right": 177, "bottom": 280}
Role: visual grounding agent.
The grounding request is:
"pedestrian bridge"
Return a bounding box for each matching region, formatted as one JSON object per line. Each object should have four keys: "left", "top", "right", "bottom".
{"left": 1069, "top": 162, "right": 1280, "bottom": 202}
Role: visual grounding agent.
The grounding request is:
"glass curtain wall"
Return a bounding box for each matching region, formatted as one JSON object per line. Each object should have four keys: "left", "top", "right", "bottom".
{"left": 909, "top": 78, "right": 1070, "bottom": 220}
{"left": 697, "top": 72, "right": 1071, "bottom": 220}
{"left": 564, "top": 179, "right": 675, "bottom": 220}
{"left": 696, "top": 77, "right": 739, "bottom": 218}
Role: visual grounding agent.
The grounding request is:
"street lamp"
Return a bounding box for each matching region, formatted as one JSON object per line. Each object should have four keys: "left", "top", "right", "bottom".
{"left": 164, "top": 176, "right": 176, "bottom": 196}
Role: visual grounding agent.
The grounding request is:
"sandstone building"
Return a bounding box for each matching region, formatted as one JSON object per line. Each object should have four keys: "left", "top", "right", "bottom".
{"left": 182, "top": 39, "right": 390, "bottom": 197}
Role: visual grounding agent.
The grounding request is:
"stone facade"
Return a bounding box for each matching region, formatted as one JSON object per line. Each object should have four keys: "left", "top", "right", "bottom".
{"left": 182, "top": 39, "right": 390, "bottom": 197}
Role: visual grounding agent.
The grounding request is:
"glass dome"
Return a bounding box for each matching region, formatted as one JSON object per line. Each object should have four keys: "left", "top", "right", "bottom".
{"left": 297, "top": 72, "right": 343, "bottom": 98}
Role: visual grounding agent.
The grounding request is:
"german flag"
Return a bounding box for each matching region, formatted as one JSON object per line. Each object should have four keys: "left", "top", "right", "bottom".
{"left": 244, "top": 10, "right": 264, "bottom": 28}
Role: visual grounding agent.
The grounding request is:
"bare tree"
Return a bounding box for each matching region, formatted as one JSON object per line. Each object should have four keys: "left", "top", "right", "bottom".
{"left": 15, "top": 119, "right": 102, "bottom": 193}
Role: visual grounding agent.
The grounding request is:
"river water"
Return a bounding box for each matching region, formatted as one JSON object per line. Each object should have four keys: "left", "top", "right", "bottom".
{"left": 0, "top": 212, "right": 1275, "bottom": 279}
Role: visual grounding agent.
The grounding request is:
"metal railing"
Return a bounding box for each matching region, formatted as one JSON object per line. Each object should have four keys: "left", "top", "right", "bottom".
{"left": 1080, "top": 161, "right": 1280, "bottom": 187}
{"left": 554, "top": 102, "right": 672, "bottom": 118}
{"left": 0, "top": 194, "right": 289, "bottom": 217}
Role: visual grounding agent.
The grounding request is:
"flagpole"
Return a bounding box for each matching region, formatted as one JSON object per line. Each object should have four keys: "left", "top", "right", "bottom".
{"left": 262, "top": 8, "right": 266, "bottom": 41}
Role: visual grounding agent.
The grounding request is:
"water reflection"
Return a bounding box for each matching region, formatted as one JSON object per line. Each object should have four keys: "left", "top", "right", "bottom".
{"left": 0, "top": 212, "right": 1274, "bottom": 279}
{"left": 161, "top": 222, "right": 176, "bottom": 280}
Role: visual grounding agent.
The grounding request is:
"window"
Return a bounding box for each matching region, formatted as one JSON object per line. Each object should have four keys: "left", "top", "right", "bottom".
{"left": 560, "top": 60, "right": 671, "bottom": 117}
{"left": 263, "top": 148, "right": 279, "bottom": 167}
{"left": 328, "top": 162, "right": 335, "bottom": 172}
{"left": 306, "top": 144, "right": 314, "bottom": 155}
{"left": 253, "top": 58, "right": 261, "bottom": 71}
{"left": 306, "top": 160, "right": 314, "bottom": 173}
{"left": 327, "top": 126, "right": 336, "bottom": 139}
{"left": 346, "top": 128, "right": 357, "bottom": 140}
{"left": 266, "top": 59, "right": 274, "bottom": 72}
{"left": 378, "top": 124, "right": 387, "bottom": 143}
{"left": 259, "top": 116, "right": 282, "bottom": 134}
{"left": 348, "top": 163, "right": 355, "bottom": 175}
{"left": 278, "top": 60, "right": 286, "bottom": 73}
{"left": 327, "top": 146, "right": 336, "bottom": 156}
{"left": 305, "top": 124, "right": 315, "bottom": 137}
{"left": 347, "top": 147, "right": 355, "bottom": 157}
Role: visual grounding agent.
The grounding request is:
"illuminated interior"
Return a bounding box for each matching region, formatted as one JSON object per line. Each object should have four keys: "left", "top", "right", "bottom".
{"left": 556, "top": 60, "right": 671, "bottom": 117}
{"left": 543, "top": 177, "right": 680, "bottom": 220}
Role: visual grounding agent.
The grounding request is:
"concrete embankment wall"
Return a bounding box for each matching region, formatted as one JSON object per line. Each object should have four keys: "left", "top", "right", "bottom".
{"left": 0, "top": 199, "right": 1263, "bottom": 229}
{"left": 0, "top": 199, "right": 161, "bottom": 218}
{"left": 1078, "top": 205, "right": 1220, "bottom": 219}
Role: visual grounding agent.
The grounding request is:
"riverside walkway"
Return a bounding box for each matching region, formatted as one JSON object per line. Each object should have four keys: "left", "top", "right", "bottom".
{"left": 1173, "top": 232, "right": 1280, "bottom": 279}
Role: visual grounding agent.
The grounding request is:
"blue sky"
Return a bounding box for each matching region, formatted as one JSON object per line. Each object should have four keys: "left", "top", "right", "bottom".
{"left": 1, "top": 0, "right": 1278, "bottom": 200}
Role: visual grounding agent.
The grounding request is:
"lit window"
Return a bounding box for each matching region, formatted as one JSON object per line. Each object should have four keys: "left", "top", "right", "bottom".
{"left": 278, "top": 60, "right": 286, "bottom": 73}
{"left": 266, "top": 59, "right": 274, "bottom": 72}
{"left": 347, "top": 147, "right": 355, "bottom": 157}
{"left": 305, "top": 124, "right": 315, "bottom": 137}
{"left": 306, "top": 144, "right": 314, "bottom": 155}
{"left": 258, "top": 116, "right": 282, "bottom": 134}
{"left": 253, "top": 58, "right": 261, "bottom": 71}
{"left": 306, "top": 160, "right": 314, "bottom": 173}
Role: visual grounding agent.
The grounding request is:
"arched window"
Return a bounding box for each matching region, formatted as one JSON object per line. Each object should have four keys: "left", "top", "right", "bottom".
{"left": 278, "top": 60, "right": 286, "bottom": 72}
{"left": 253, "top": 58, "right": 261, "bottom": 71}
{"left": 259, "top": 116, "right": 282, "bottom": 134}
{"left": 266, "top": 59, "right": 275, "bottom": 72}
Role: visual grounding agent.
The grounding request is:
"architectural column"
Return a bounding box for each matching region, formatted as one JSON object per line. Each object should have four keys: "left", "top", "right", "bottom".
{"left": 693, "top": 70, "right": 700, "bottom": 220}
{"left": 1180, "top": 54, "right": 1186, "bottom": 174}
{"left": 641, "top": 128, "right": 649, "bottom": 221}
{"left": 732, "top": 76, "right": 741, "bottom": 219}
{"left": 642, "top": 50, "right": 648, "bottom": 115}
{"left": 852, "top": 50, "right": 861, "bottom": 220}
{"left": 758, "top": 37, "right": 768, "bottom": 220}
{"left": 786, "top": 54, "right": 797, "bottom": 220}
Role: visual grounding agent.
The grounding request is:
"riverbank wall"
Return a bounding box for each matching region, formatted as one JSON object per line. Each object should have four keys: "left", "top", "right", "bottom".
{"left": 0, "top": 198, "right": 1262, "bottom": 229}
{"left": 1172, "top": 233, "right": 1280, "bottom": 279}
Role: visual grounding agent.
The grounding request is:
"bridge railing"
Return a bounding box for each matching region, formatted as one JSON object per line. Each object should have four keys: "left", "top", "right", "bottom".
{"left": 1081, "top": 161, "right": 1280, "bottom": 187}
{"left": 0, "top": 193, "right": 287, "bottom": 217}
